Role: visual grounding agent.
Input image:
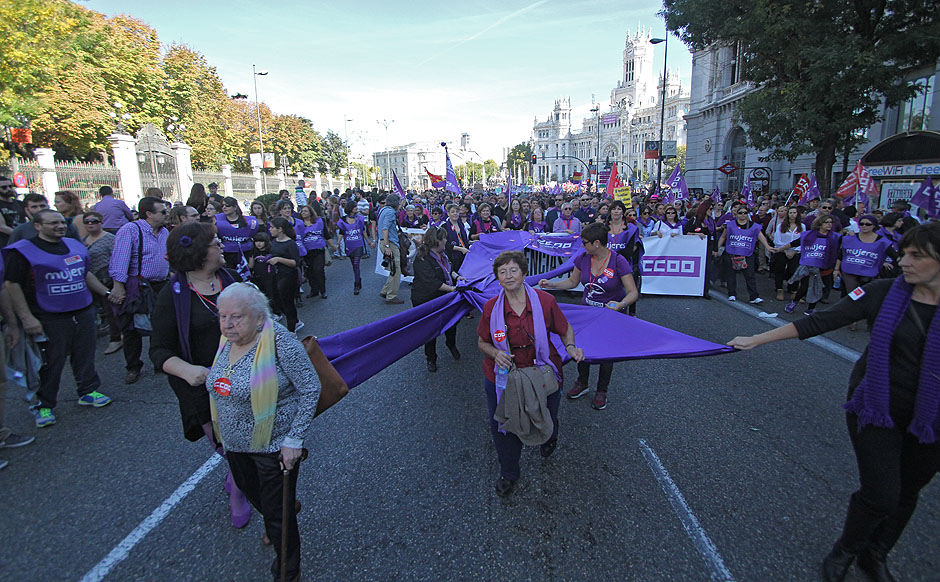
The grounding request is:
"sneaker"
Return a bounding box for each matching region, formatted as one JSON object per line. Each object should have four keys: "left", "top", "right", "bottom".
{"left": 784, "top": 301, "right": 797, "bottom": 313}
{"left": 103, "top": 340, "right": 123, "bottom": 355}
{"left": 0, "top": 433, "right": 35, "bottom": 448}
{"left": 592, "top": 391, "right": 608, "bottom": 410}
{"left": 804, "top": 308, "right": 815, "bottom": 315}
{"left": 567, "top": 380, "right": 589, "bottom": 399}
{"left": 749, "top": 297, "right": 764, "bottom": 304}
{"left": 294, "top": 321, "right": 305, "bottom": 334}
{"left": 0, "top": 459, "right": 7, "bottom": 470}
{"left": 78, "top": 391, "right": 112, "bottom": 407}
{"left": 31, "top": 407, "right": 56, "bottom": 428}
{"left": 727, "top": 295, "right": 736, "bottom": 302}
{"left": 776, "top": 290, "right": 784, "bottom": 301}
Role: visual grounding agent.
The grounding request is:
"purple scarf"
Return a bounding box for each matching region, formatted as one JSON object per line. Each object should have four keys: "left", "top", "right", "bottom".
{"left": 844, "top": 277, "right": 940, "bottom": 443}
{"left": 430, "top": 250, "right": 452, "bottom": 285}
{"left": 170, "top": 269, "right": 237, "bottom": 362}
{"left": 489, "top": 284, "right": 560, "bottom": 404}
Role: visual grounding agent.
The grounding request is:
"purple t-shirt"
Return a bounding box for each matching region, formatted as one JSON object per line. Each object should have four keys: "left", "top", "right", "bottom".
{"left": 839, "top": 234, "right": 892, "bottom": 277}
{"left": 574, "top": 251, "right": 632, "bottom": 307}
{"left": 337, "top": 215, "right": 367, "bottom": 250}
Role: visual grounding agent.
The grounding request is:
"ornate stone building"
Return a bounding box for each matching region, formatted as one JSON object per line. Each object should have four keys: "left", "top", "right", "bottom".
{"left": 530, "top": 27, "right": 690, "bottom": 185}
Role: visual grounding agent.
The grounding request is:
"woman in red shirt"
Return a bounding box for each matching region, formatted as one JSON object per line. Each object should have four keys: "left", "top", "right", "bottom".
{"left": 477, "top": 251, "right": 584, "bottom": 497}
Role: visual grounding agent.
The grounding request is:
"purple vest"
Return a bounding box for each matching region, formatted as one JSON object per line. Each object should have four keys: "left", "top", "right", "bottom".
{"left": 799, "top": 230, "right": 839, "bottom": 268}
{"left": 301, "top": 218, "right": 327, "bottom": 250}
{"left": 9, "top": 238, "right": 92, "bottom": 313}
{"left": 290, "top": 217, "right": 307, "bottom": 257}
{"left": 840, "top": 235, "right": 891, "bottom": 277}
{"left": 338, "top": 216, "right": 366, "bottom": 250}
{"left": 215, "top": 214, "right": 259, "bottom": 253}
{"left": 607, "top": 224, "right": 638, "bottom": 256}
{"left": 725, "top": 222, "right": 762, "bottom": 256}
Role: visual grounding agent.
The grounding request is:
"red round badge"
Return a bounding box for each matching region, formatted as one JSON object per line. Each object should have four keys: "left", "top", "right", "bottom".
{"left": 603, "top": 268, "right": 614, "bottom": 278}
{"left": 493, "top": 330, "right": 506, "bottom": 343}
{"left": 213, "top": 377, "right": 232, "bottom": 396}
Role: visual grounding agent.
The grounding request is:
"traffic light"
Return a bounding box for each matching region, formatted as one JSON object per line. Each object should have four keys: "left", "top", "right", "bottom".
{"left": 531, "top": 154, "right": 537, "bottom": 164}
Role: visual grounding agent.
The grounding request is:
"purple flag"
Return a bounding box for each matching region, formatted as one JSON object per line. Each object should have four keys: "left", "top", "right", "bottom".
{"left": 909, "top": 177, "right": 937, "bottom": 219}
{"left": 742, "top": 177, "right": 754, "bottom": 207}
{"left": 666, "top": 166, "right": 690, "bottom": 203}
{"left": 443, "top": 144, "right": 461, "bottom": 195}
{"left": 711, "top": 186, "right": 722, "bottom": 206}
{"left": 392, "top": 170, "right": 406, "bottom": 199}
{"left": 799, "top": 175, "right": 821, "bottom": 206}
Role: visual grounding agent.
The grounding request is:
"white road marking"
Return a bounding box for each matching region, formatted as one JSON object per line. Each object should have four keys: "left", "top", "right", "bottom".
{"left": 711, "top": 290, "right": 862, "bottom": 363}
{"left": 638, "top": 439, "right": 736, "bottom": 582}
{"left": 79, "top": 454, "right": 223, "bottom": 582}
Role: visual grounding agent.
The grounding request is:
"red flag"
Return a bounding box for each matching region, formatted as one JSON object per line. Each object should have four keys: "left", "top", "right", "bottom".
{"left": 606, "top": 163, "right": 622, "bottom": 194}
{"left": 835, "top": 162, "right": 877, "bottom": 200}
{"left": 789, "top": 173, "right": 809, "bottom": 205}
{"left": 426, "top": 168, "right": 445, "bottom": 189}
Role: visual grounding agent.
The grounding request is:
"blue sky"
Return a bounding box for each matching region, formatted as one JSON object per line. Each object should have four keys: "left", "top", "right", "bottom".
{"left": 87, "top": 0, "right": 692, "bottom": 164}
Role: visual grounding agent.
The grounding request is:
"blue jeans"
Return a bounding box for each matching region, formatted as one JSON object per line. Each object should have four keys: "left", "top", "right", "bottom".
{"left": 483, "top": 377, "right": 560, "bottom": 481}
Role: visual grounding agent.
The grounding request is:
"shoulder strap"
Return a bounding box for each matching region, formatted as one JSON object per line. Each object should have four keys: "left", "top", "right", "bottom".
{"left": 136, "top": 222, "right": 144, "bottom": 278}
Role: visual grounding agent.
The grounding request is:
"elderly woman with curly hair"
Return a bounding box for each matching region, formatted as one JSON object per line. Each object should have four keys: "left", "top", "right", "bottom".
{"left": 207, "top": 282, "right": 320, "bottom": 582}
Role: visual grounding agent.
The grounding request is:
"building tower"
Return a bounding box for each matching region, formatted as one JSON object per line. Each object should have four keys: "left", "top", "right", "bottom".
{"left": 612, "top": 26, "right": 656, "bottom": 109}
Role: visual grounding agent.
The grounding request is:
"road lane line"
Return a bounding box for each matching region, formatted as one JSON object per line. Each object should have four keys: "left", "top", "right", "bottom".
{"left": 79, "top": 454, "right": 223, "bottom": 582}
{"left": 638, "top": 439, "right": 736, "bottom": 582}
{"left": 709, "top": 290, "right": 862, "bottom": 363}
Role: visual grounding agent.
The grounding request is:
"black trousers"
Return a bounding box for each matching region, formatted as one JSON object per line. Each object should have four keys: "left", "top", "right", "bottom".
{"left": 772, "top": 252, "right": 800, "bottom": 292}
{"left": 273, "top": 271, "right": 299, "bottom": 332}
{"left": 794, "top": 273, "right": 833, "bottom": 309}
{"left": 122, "top": 280, "right": 166, "bottom": 372}
{"left": 303, "top": 249, "right": 326, "bottom": 295}
{"left": 484, "top": 377, "right": 560, "bottom": 481}
{"left": 724, "top": 254, "right": 759, "bottom": 301}
{"left": 576, "top": 361, "right": 614, "bottom": 391}
{"left": 837, "top": 413, "right": 940, "bottom": 557}
{"left": 36, "top": 308, "right": 101, "bottom": 409}
{"left": 227, "top": 452, "right": 301, "bottom": 581}
{"left": 425, "top": 325, "right": 457, "bottom": 362}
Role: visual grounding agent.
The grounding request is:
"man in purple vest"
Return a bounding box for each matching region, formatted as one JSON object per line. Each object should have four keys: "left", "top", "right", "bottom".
{"left": 108, "top": 196, "right": 170, "bottom": 384}
{"left": 4, "top": 210, "right": 111, "bottom": 428}
{"left": 92, "top": 185, "right": 133, "bottom": 234}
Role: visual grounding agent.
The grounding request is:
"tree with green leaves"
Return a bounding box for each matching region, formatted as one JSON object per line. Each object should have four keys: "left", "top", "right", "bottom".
{"left": 662, "top": 0, "right": 940, "bottom": 194}
{"left": 662, "top": 145, "right": 686, "bottom": 181}
{"left": 319, "top": 130, "right": 347, "bottom": 175}
{"left": 506, "top": 142, "right": 532, "bottom": 177}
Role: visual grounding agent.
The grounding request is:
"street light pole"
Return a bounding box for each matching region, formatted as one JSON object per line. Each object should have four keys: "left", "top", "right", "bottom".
{"left": 253, "top": 65, "right": 269, "bottom": 194}
{"left": 650, "top": 36, "right": 668, "bottom": 193}
{"left": 590, "top": 104, "right": 600, "bottom": 193}
{"left": 344, "top": 116, "right": 353, "bottom": 188}
{"left": 377, "top": 119, "right": 394, "bottom": 190}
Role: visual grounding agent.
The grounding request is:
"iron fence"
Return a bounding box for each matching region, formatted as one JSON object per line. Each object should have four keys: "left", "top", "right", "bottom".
{"left": 15, "top": 160, "right": 43, "bottom": 193}
{"left": 193, "top": 170, "right": 225, "bottom": 189}
{"left": 53, "top": 161, "right": 123, "bottom": 205}
{"left": 231, "top": 172, "right": 257, "bottom": 198}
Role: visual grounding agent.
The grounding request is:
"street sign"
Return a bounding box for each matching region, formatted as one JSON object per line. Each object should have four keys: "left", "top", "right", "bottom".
{"left": 12, "top": 173, "right": 26, "bottom": 188}
{"left": 644, "top": 141, "right": 660, "bottom": 160}
{"left": 249, "top": 153, "right": 262, "bottom": 168}
{"left": 719, "top": 163, "right": 738, "bottom": 175}
{"left": 263, "top": 152, "right": 275, "bottom": 169}
{"left": 662, "top": 140, "right": 677, "bottom": 158}
{"left": 10, "top": 128, "right": 31, "bottom": 144}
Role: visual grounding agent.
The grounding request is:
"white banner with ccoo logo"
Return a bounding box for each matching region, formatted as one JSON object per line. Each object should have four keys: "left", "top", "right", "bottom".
{"left": 640, "top": 235, "right": 708, "bottom": 297}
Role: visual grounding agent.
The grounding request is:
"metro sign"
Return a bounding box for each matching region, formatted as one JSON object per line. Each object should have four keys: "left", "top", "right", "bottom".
{"left": 718, "top": 163, "right": 738, "bottom": 175}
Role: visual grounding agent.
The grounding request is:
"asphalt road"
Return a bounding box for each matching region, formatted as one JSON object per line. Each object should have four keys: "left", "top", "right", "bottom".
{"left": 1, "top": 253, "right": 936, "bottom": 582}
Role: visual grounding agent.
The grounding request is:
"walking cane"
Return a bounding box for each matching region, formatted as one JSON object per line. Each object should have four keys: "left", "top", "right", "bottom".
{"left": 280, "top": 448, "right": 308, "bottom": 582}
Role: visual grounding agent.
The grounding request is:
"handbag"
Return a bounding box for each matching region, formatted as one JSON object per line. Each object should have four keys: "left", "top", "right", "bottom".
{"left": 115, "top": 224, "right": 157, "bottom": 334}
{"left": 731, "top": 255, "right": 748, "bottom": 271}
{"left": 301, "top": 336, "right": 349, "bottom": 417}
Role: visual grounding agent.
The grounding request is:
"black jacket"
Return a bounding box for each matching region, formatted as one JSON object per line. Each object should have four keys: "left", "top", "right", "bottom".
{"left": 411, "top": 252, "right": 452, "bottom": 305}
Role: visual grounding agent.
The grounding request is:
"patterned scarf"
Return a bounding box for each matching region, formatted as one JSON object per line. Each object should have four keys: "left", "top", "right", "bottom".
{"left": 209, "top": 318, "right": 279, "bottom": 450}
{"left": 844, "top": 277, "right": 940, "bottom": 443}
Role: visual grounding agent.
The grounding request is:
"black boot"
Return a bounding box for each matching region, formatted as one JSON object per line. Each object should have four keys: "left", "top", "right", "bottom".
{"left": 856, "top": 549, "right": 897, "bottom": 582}
{"left": 426, "top": 359, "right": 437, "bottom": 372}
{"left": 821, "top": 543, "right": 856, "bottom": 582}
{"left": 354, "top": 281, "right": 361, "bottom": 295}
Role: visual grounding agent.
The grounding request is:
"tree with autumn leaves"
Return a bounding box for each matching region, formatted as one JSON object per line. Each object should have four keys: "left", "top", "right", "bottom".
{"left": 0, "top": 0, "right": 343, "bottom": 174}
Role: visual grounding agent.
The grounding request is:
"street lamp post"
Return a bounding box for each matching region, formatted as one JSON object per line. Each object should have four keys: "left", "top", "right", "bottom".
{"left": 590, "top": 104, "right": 600, "bottom": 192}
{"left": 344, "top": 116, "right": 353, "bottom": 188}
{"left": 650, "top": 36, "right": 669, "bottom": 193}
{"left": 252, "top": 65, "right": 269, "bottom": 194}
{"left": 377, "top": 119, "right": 394, "bottom": 190}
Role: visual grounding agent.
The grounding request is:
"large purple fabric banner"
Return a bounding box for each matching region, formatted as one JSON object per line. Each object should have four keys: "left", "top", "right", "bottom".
{"left": 319, "top": 231, "right": 734, "bottom": 390}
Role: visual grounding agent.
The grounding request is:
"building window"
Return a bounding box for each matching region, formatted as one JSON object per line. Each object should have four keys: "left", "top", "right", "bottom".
{"left": 896, "top": 74, "right": 934, "bottom": 133}
{"left": 729, "top": 42, "right": 746, "bottom": 85}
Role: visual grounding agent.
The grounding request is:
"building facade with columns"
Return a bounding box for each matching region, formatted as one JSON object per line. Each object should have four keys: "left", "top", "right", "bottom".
{"left": 531, "top": 28, "right": 690, "bottom": 186}
{"left": 684, "top": 44, "right": 939, "bottom": 196}
{"left": 372, "top": 135, "right": 483, "bottom": 191}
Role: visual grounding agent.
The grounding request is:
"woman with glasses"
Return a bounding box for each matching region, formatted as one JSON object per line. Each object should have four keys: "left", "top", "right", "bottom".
{"left": 636, "top": 205, "right": 655, "bottom": 237}
{"left": 716, "top": 206, "right": 775, "bottom": 303}
{"left": 651, "top": 205, "right": 684, "bottom": 238}
{"left": 779, "top": 215, "right": 841, "bottom": 314}
{"left": 730, "top": 221, "right": 940, "bottom": 582}
{"left": 553, "top": 203, "right": 581, "bottom": 235}
{"left": 215, "top": 197, "right": 260, "bottom": 274}
{"left": 771, "top": 207, "right": 805, "bottom": 302}
{"left": 834, "top": 215, "right": 898, "bottom": 329}
{"left": 149, "top": 222, "right": 251, "bottom": 530}
{"left": 82, "top": 211, "right": 123, "bottom": 355}
{"left": 609, "top": 201, "right": 644, "bottom": 314}
{"left": 480, "top": 251, "right": 583, "bottom": 496}
{"left": 540, "top": 223, "right": 638, "bottom": 410}
{"left": 684, "top": 200, "right": 719, "bottom": 296}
